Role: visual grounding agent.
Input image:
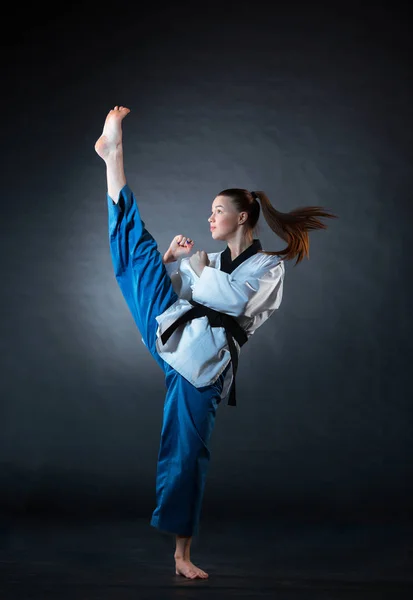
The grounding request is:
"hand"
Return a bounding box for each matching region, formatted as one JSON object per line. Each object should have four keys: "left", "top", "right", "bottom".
{"left": 189, "top": 250, "right": 210, "bottom": 277}
{"left": 164, "top": 234, "right": 195, "bottom": 262}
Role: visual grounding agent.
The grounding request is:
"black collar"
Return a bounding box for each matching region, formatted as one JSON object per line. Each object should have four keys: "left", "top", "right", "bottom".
{"left": 220, "top": 239, "right": 262, "bottom": 274}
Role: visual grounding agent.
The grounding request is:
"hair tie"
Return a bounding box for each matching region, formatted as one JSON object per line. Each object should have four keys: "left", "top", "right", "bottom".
{"left": 251, "top": 191, "right": 257, "bottom": 200}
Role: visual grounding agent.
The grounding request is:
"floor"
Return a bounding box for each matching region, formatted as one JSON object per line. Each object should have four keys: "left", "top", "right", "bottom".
{"left": 0, "top": 515, "right": 412, "bottom": 599}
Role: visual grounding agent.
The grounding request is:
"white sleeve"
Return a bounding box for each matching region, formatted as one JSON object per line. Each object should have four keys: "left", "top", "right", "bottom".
{"left": 163, "top": 260, "right": 181, "bottom": 296}
{"left": 164, "top": 259, "right": 193, "bottom": 299}
{"left": 191, "top": 264, "right": 284, "bottom": 318}
{"left": 164, "top": 260, "right": 179, "bottom": 278}
{"left": 164, "top": 260, "right": 177, "bottom": 275}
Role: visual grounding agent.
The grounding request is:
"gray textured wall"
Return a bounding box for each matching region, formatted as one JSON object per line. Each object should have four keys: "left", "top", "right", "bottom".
{"left": 1, "top": 2, "right": 411, "bottom": 521}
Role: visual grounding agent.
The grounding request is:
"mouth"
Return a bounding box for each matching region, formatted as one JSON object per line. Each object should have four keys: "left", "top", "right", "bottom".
{"left": 210, "top": 226, "right": 216, "bottom": 231}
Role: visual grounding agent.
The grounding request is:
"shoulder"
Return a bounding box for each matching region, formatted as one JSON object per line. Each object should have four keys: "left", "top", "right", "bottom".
{"left": 250, "top": 252, "right": 284, "bottom": 275}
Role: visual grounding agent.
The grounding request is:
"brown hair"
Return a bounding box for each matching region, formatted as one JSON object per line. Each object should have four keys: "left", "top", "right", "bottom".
{"left": 217, "top": 188, "right": 339, "bottom": 266}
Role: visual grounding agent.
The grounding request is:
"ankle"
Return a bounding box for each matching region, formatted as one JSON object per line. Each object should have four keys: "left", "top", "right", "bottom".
{"left": 175, "top": 533, "right": 192, "bottom": 562}
{"left": 104, "top": 145, "right": 123, "bottom": 162}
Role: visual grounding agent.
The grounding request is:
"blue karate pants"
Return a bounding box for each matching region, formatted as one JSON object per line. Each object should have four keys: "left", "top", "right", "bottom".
{"left": 107, "top": 184, "right": 227, "bottom": 537}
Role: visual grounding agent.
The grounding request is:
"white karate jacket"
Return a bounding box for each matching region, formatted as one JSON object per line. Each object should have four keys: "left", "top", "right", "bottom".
{"left": 153, "top": 241, "right": 284, "bottom": 401}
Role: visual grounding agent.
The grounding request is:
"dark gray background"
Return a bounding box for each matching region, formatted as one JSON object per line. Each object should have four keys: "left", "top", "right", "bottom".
{"left": 1, "top": 1, "right": 411, "bottom": 522}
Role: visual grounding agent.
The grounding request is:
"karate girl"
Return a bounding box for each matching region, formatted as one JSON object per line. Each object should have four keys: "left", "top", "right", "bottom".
{"left": 94, "top": 106, "right": 337, "bottom": 579}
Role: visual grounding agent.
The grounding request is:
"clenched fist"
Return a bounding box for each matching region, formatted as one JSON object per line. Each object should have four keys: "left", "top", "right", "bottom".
{"left": 164, "top": 234, "right": 195, "bottom": 262}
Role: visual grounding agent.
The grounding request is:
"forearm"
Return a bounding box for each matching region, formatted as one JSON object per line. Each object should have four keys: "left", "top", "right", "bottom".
{"left": 162, "top": 249, "right": 176, "bottom": 264}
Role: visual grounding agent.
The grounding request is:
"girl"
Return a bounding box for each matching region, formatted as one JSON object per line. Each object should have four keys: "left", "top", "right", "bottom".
{"left": 94, "top": 106, "right": 337, "bottom": 579}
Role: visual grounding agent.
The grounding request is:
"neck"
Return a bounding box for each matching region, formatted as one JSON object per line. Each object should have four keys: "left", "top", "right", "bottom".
{"left": 226, "top": 231, "right": 254, "bottom": 261}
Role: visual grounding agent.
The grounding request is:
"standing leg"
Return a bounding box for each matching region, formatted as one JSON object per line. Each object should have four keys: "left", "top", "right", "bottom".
{"left": 150, "top": 365, "right": 228, "bottom": 579}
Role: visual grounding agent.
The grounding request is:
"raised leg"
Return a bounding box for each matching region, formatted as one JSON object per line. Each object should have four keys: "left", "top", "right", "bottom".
{"left": 95, "top": 107, "right": 178, "bottom": 362}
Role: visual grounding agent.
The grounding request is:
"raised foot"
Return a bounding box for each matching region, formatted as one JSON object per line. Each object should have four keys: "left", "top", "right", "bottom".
{"left": 94, "top": 105, "right": 130, "bottom": 159}
{"left": 175, "top": 558, "right": 209, "bottom": 579}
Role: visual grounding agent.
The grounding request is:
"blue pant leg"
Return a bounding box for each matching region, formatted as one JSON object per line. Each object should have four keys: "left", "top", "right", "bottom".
{"left": 108, "top": 184, "right": 227, "bottom": 537}
{"left": 150, "top": 364, "right": 230, "bottom": 537}
{"left": 108, "top": 184, "right": 178, "bottom": 368}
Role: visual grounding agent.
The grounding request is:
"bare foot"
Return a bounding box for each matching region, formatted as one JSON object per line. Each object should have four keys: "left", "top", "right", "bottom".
{"left": 175, "top": 558, "right": 209, "bottom": 579}
{"left": 94, "top": 105, "right": 130, "bottom": 160}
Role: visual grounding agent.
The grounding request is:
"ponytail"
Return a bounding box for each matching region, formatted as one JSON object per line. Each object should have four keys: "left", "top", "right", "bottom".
{"left": 218, "top": 188, "right": 338, "bottom": 266}
{"left": 253, "top": 190, "right": 338, "bottom": 266}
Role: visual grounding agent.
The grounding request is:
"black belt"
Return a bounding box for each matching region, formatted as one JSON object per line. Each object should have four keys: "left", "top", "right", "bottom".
{"left": 160, "top": 300, "right": 248, "bottom": 406}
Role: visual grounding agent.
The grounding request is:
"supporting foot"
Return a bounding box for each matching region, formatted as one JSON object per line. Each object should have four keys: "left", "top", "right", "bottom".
{"left": 174, "top": 534, "right": 209, "bottom": 579}
{"left": 175, "top": 558, "right": 209, "bottom": 579}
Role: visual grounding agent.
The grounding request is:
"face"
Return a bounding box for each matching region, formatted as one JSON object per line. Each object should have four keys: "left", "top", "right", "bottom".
{"left": 208, "top": 195, "right": 247, "bottom": 240}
